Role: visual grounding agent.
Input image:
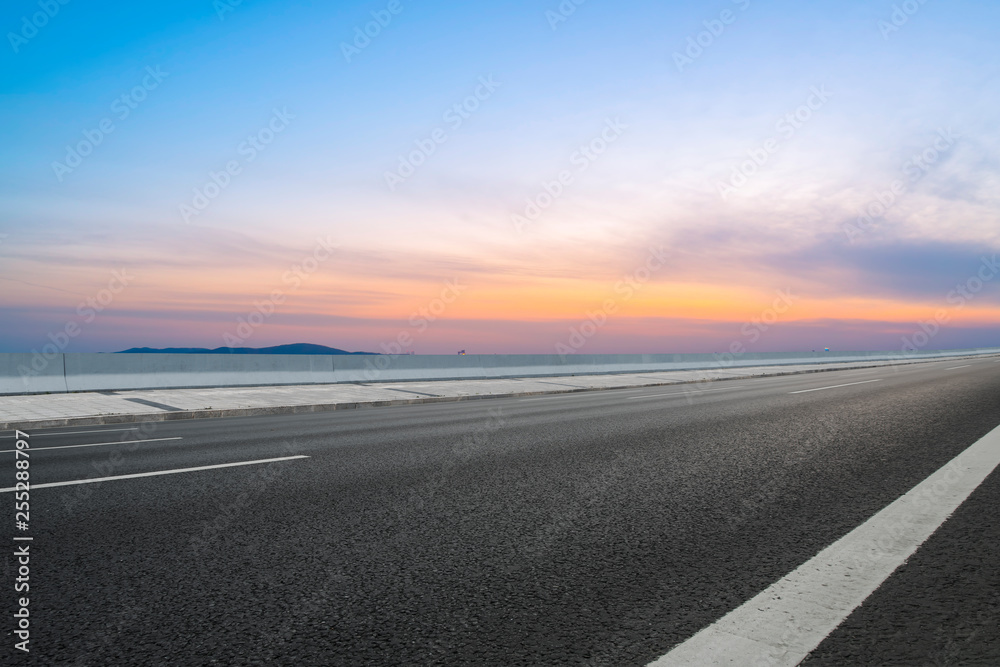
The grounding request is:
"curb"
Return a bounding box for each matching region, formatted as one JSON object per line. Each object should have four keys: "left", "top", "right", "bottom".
{"left": 2, "top": 355, "right": 996, "bottom": 431}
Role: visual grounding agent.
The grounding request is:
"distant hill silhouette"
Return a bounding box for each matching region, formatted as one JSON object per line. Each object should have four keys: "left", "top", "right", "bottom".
{"left": 117, "top": 343, "right": 376, "bottom": 355}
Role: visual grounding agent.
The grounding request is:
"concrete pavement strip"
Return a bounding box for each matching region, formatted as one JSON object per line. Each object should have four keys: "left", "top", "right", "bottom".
{"left": 1, "top": 354, "right": 997, "bottom": 431}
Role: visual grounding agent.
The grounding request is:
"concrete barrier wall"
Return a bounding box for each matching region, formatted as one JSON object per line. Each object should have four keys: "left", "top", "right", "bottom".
{"left": 62, "top": 353, "right": 336, "bottom": 392}
{"left": 331, "top": 348, "right": 1000, "bottom": 383}
{"left": 0, "top": 353, "right": 68, "bottom": 395}
{"left": 0, "top": 347, "right": 997, "bottom": 395}
{"left": 332, "top": 353, "right": 604, "bottom": 383}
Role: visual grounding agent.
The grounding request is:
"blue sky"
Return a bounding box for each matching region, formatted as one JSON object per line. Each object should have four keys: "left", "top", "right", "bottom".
{"left": 1, "top": 0, "right": 998, "bottom": 353}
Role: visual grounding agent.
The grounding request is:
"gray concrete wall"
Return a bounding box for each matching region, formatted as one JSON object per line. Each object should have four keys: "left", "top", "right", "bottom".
{"left": 0, "top": 353, "right": 68, "bottom": 395}
{"left": 63, "top": 353, "right": 336, "bottom": 392}
{"left": 0, "top": 348, "right": 997, "bottom": 395}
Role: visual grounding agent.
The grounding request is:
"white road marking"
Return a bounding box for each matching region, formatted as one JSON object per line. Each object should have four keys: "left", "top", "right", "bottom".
{"left": 648, "top": 422, "right": 1000, "bottom": 667}
{"left": 0, "top": 437, "right": 182, "bottom": 454}
{"left": 628, "top": 387, "right": 739, "bottom": 400}
{"left": 518, "top": 394, "right": 580, "bottom": 401}
{"left": 0, "top": 455, "right": 310, "bottom": 492}
{"left": 516, "top": 387, "right": 670, "bottom": 401}
{"left": 789, "top": 379, "right": 881, "bottom": 394}
{"left": 945, "top": 365, "right": 972, "bottom": 370}
{"left": 1, "top": 427, "right": 139, "bottom": 438}
{"left": 626, "top": 387, "right": 730, "bottom": 401}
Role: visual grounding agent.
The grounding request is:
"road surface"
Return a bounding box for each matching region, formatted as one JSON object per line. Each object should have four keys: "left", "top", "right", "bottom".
{"left": 3, "top": 359, "right": 999, "bottom": 665}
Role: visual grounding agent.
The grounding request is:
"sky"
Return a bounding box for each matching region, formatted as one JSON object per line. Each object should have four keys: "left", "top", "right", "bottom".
{"left": 1, "top": 0, "right": 999, "bottom": 355}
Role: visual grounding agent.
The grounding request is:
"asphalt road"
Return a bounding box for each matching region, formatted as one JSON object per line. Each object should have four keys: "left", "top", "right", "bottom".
{"left": 3, "top": 358, "right": 1000, "bottom": 665}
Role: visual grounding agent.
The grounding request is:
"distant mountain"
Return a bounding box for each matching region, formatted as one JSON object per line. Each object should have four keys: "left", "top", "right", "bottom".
{"left": 117, "top": 343, "right": 376, "bottom": 355}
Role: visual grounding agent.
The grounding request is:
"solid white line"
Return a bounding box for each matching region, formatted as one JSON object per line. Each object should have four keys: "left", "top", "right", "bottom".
{"left": 789, "top": 379, "right": 881, "bottom": 394}
{"left": 648, "top": 422, "right": 1000, "bottom": 667}
{"left": 1, "top": 428, "right": 139, "bottom": 438}
{"left": 0, "top": 455, "right": 310, "bottom": 493}
{"left": 0, "top": 437, "right": 182, "bottom": 454}
{"left": 945, "top": 365, "right": 972, "bottom": 370}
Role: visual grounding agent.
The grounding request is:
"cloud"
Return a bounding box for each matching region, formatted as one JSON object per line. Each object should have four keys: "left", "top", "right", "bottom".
{"left": 769, "top": 237, "right": 1000, "bottom": 302}
{"left": 654, "top": 222, "right": 1000, "bottom": 305}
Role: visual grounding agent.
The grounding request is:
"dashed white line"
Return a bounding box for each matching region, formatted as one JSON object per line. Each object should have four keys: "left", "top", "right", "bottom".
{"left": 0, "top": 455, "right": 310, "bottom": 492}
{"left": 946, "top": 365, "right": 972, "bottom": 370}
{"left": 649, "top": 422, "right": 1000, "bottom": 667}
{"left": 627, "top": 387, "right": 740, "bottom": 400}
{"left": 518, "top": 388, "right": 674, "bottom": 401}
{"left": 0, "top": 437, "right": 182, "bottom": 454}
{"left": 518, "top": 394, "right": 581, "bottom": 401}
{"left": 789, "top": 379, "right": 882, "bottom": 394}
{"left": 1, "top": 428, "right": 139, "bottom": 438}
